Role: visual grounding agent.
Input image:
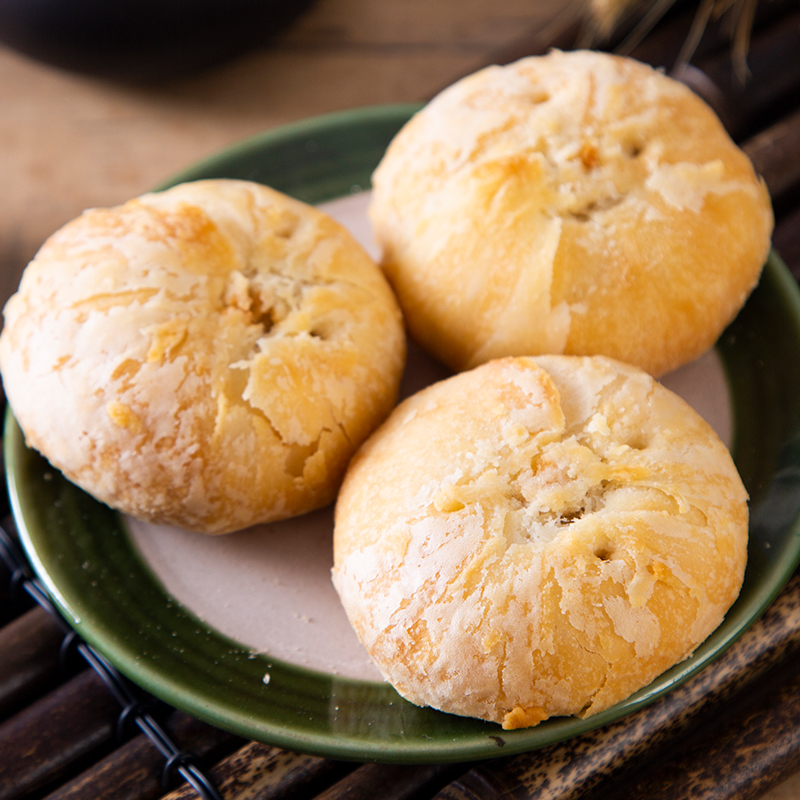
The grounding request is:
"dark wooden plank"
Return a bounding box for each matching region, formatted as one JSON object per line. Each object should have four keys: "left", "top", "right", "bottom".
{"left": 0, "top": 518, "right": 33, "bottom": 627}
{"left": 43, "top": 710, "right": 243, "bottom": 800}
{"left": 161, "top": 742, "right": 351, "bottom": 800}
{"left": 314, "top": 764, "right": 467, "bottom": 800}
{"left": 0, "top": 559, "right": 15, "bottom": 627}
{"left": 0, "top": 605, "right": 67, "bottom": 720}
{"left": 597, "top": 657, "right": 800, "bottom": 800}
{"left": 0, "top": 669, "right": 121, "bottom": 800}
{"left": 744, "top": 108, "right": 800, "bottom": 212}
{"left": 772, "top": 204, "right": 800, "bottom": 283}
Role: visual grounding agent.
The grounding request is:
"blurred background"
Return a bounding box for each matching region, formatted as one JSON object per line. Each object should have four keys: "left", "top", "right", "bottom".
{"left": 0, "top": 0, "right": 571, "bottom": 307}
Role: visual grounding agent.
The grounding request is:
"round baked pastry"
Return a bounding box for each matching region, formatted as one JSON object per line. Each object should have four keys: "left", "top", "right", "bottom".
{"left": 0, "top": 179, "right": 406, "bottom": 534}
{"left": 369, "top": 49, "right": 773, "bottom": 376}
{"left": 332, "top": 355, "right": 748, "bottom": 728}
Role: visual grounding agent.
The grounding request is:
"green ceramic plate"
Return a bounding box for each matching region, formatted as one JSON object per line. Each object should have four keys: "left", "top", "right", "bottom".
{"left": 8, "top": 105, "right": 800, "bottom": 764}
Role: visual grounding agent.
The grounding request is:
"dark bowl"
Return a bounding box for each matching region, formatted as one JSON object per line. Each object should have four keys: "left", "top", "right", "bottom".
{"left": 0, "top": 0, "right": 315, "bottom": 81}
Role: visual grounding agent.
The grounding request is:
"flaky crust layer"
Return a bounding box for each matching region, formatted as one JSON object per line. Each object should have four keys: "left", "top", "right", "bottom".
{"left": 0, "top": 179, "right": 406, "bottom": 534}
{"left": 332, "top": 356, "right": 748, "bottom": 728}
{"left": 369, "top": 50, "right": 773, "bottom": 376}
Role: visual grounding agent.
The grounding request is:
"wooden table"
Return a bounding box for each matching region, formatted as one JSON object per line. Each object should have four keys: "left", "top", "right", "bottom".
{"left": 0, "top": 0, "right": 567, "bottom": 308}
{"left": 3, "top": 1, "right": 800, "bottom": 798}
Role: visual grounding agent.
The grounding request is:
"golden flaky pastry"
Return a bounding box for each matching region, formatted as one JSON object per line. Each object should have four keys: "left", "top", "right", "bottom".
{"left": 0, "top": 179, "right": 406, "bottom": 534}
{"left": 332, "top": 356, "right": 748, "bottom": 728}
{"left": 369, "top": 50, "right": 773, "bottom": 376}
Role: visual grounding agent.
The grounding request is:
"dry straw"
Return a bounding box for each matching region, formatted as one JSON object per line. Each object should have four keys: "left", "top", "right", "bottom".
{"left": 585, "top": 0, "right": 759, "bottom": 81}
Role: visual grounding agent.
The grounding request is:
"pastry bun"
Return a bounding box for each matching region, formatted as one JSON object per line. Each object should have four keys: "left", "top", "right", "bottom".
{"left": 369, "top": 49, "right": 773, "bottom": 376}
{"left": 332, "top": 355, "right": 748, "bottom": 728}
{"left": 0, "top": 179, "right": 406, "bottom": 534}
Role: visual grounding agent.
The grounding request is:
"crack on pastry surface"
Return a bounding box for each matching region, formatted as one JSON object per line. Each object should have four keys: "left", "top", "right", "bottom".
{"left": 369, "top": 49, "right": 773, "bottom": 377}
{"left": 0, "top": 179, "right": 406, "bottom": 534}
{"left": 333, "top": 355, "right": 748, "bottom": 728}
